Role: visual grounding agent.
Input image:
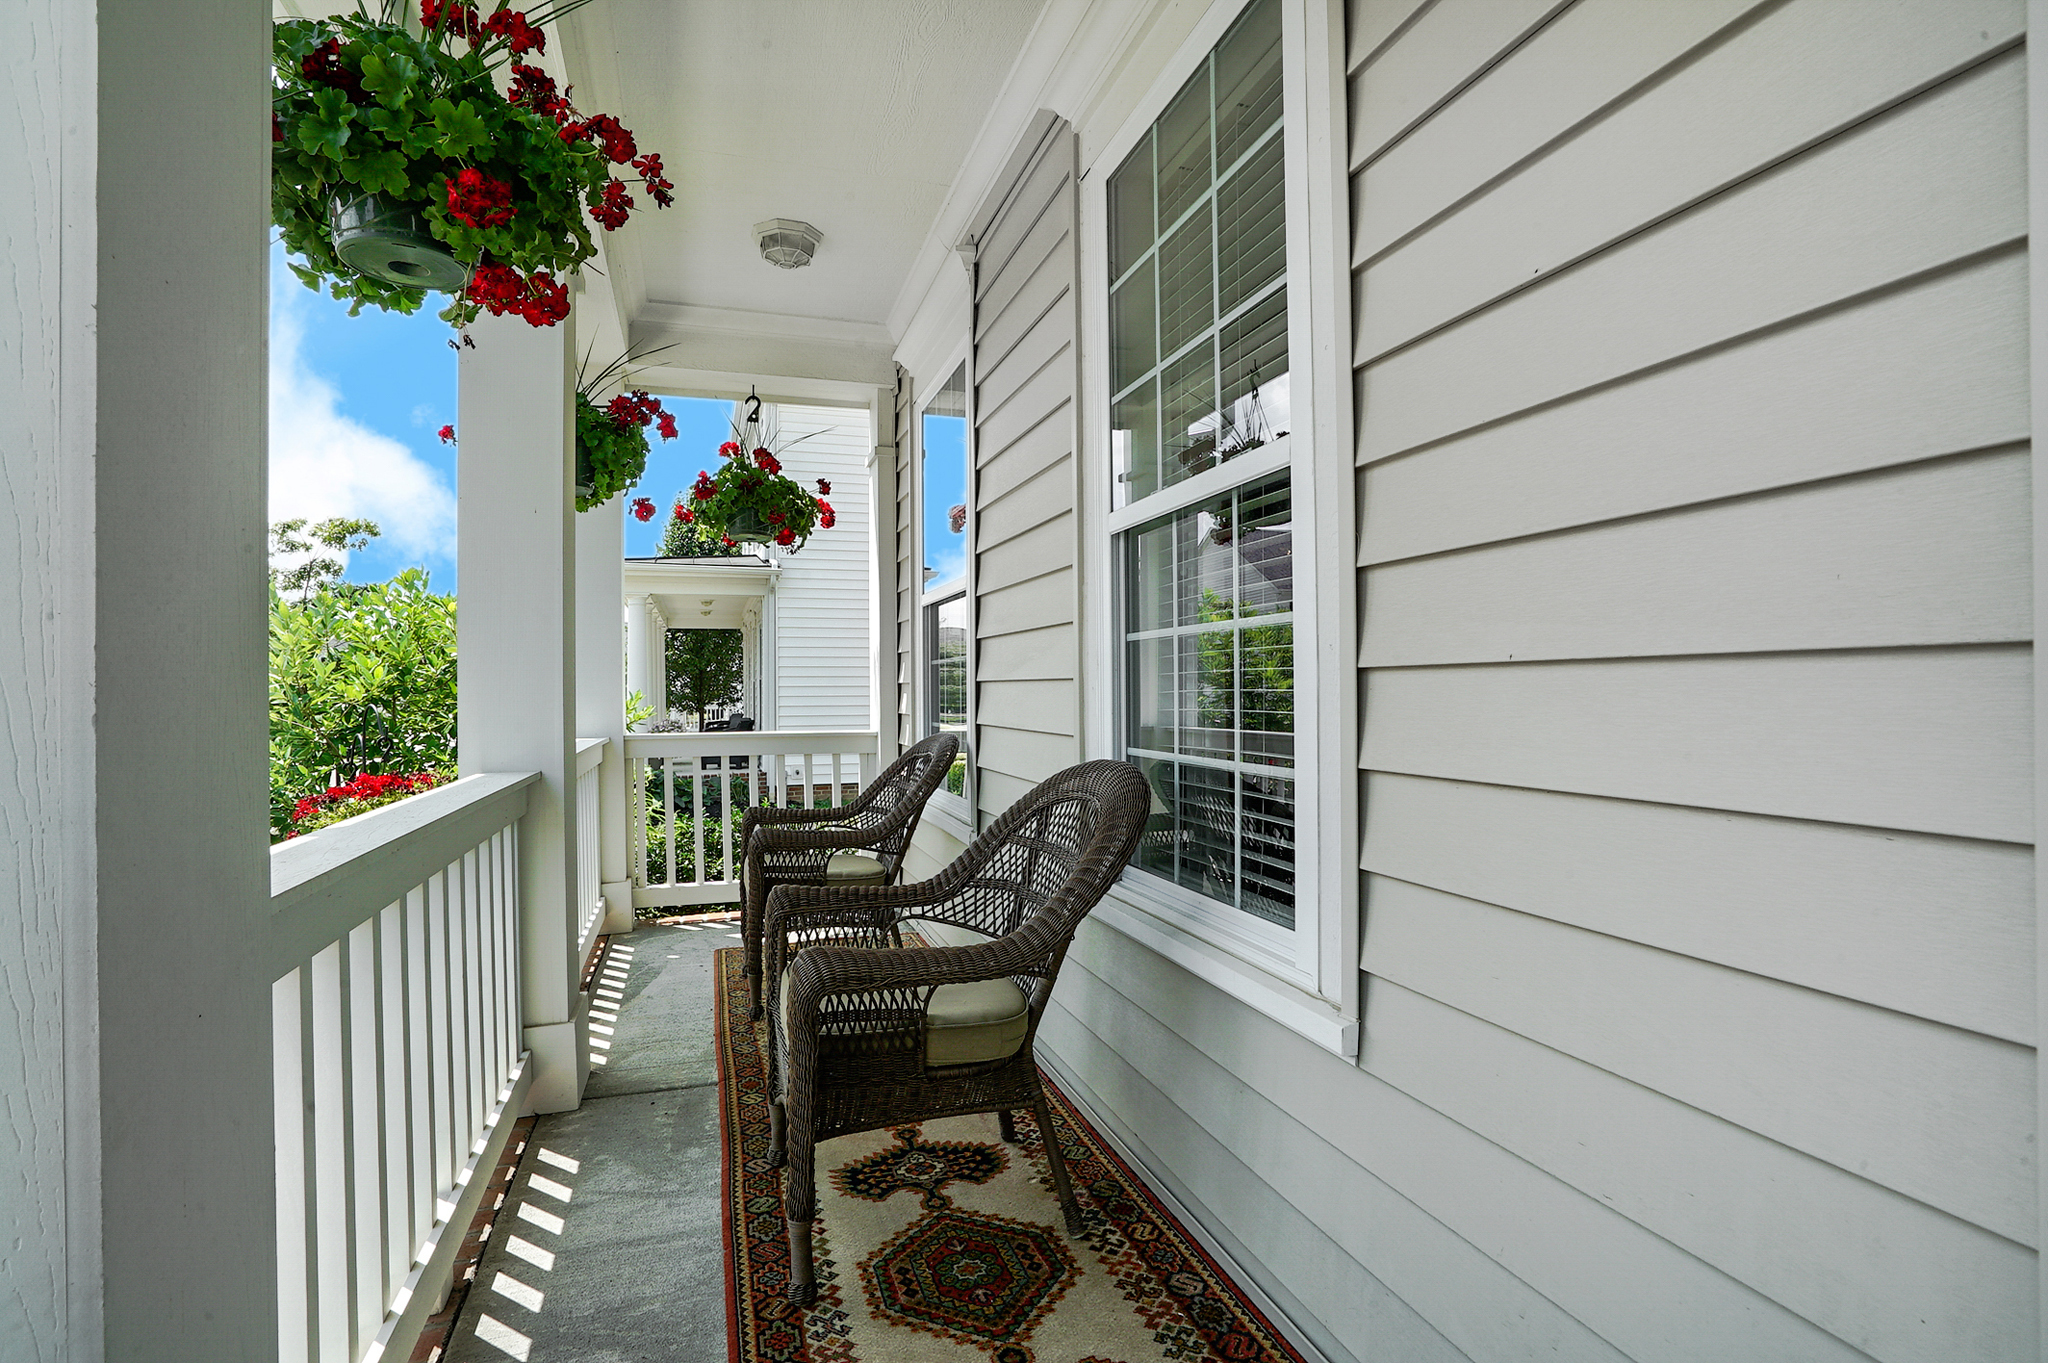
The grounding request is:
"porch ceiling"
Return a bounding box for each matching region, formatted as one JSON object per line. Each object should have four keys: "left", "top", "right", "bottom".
{"left": 564, "top": 0, "right": 1048, "bottom": 390}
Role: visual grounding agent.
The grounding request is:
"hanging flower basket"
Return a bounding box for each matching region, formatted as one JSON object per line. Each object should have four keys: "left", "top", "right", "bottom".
{"left": 330, "top": 193, "right": 473, "bottom": 292}
{"left": 272, "top": 1, "right": 675, "bottom": 330}
{"left": 571, "top": 344, "right": 678, "bottom": 511}
{"left": 679, "top": 397, "right": 838, "bottom": 551}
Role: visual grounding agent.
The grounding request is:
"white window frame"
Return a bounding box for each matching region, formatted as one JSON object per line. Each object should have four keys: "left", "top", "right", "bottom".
{"left": 1077, "top": 0, "right": 1358, "bottom": 1055}
{"left": 913, "top": 347, "right": 976, "bottom": 830}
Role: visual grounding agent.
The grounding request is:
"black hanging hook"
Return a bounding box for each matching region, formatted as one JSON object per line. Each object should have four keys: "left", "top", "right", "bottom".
{"left": 743, "top": 388, "right": 762, "bottom": 429}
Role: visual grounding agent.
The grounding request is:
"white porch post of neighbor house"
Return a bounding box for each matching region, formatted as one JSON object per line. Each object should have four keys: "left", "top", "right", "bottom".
{"left": 625, "top": 591, "right": 650, "bottom": 724}
{"left": 646, "top": 598, "right": 672, "bottom": 724}
{"left": 577, "top": 497, "right": 633, "bottom": 933}
{"left": 459, "top": 313, "right": 584, "bottom": 1114}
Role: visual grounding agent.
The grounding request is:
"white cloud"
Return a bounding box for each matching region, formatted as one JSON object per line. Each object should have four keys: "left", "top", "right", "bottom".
{"left": 268, "top": 296, "right": 456, "bottom": 577}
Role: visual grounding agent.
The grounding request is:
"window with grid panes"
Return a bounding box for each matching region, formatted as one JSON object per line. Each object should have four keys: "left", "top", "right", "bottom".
{"left": 1110, "top": 0, "right": 1294, "bottom": 928}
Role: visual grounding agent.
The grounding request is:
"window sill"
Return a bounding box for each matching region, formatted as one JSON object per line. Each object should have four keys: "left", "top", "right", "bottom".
{"left": 1092, "top": 876, "right": 1358, "bottom": 1059}
{"left": 919, "top": 797, "right": 976, "bottom": 851}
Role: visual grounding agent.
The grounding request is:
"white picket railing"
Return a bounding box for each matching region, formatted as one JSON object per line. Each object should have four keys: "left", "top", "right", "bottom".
{"left": 626, "top": 729, "right": 879, "bottom": 907}
{"left": 574, "top": 737, "right": 607, "bottom": 957}
{"left": 269, "top": 772, "right": 539, "bottom": 1363}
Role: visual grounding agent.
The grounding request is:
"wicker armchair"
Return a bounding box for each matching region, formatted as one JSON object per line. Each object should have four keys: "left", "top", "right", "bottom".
{"left": 761, "top": 759, "right": 1150, "bottom": 1303}
{"left": 739, "top": 732, "right": 958, "bottom": 1019}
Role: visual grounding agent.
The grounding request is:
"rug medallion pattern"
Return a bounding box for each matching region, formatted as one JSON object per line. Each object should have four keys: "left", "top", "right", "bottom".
{"left": 716, "top": 947, "right": 1304, "bottom": 1363}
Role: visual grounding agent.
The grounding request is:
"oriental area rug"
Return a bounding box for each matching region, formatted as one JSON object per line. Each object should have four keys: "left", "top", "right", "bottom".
{"left": 714, "top": 947, "right": 1305, "bottom": 1363}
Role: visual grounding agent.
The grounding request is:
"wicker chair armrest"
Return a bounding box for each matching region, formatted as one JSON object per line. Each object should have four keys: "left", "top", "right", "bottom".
{"left": 761, "top": 885, "right": 897, "bottom": 986}
{"left": 749, "top": 820, "right": 891, "bottom": 854}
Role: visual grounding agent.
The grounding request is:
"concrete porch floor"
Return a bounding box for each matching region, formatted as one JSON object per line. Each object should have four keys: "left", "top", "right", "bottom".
{"left": 442, "top": 919, "right": 737, "bottom": 1363}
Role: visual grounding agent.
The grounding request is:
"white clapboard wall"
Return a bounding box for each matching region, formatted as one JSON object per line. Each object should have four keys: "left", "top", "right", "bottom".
{"left": 970, "top": 120, "right": 1082, "bottom": 827}
{"left": 764, "top": 404, "right": 872, "bottom": 732}
{"left": 1356, "top": 0, "right": 2030, "bottom": 1359}
{"left": 1042, "top": 3, "right": 2035, "bottom": 1363}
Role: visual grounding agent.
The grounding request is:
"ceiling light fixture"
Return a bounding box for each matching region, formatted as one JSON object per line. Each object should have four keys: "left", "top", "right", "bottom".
{"left": 754, "top": 218, "right": 822, "bottom": 270}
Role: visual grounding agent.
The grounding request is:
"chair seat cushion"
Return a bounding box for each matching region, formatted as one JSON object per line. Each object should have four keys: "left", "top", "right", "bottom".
{"left": 825, "top": 851, "right": 887, "bottom": 884}
{"left": 780, "top": 968, "right": 1029, "bottom": 1068}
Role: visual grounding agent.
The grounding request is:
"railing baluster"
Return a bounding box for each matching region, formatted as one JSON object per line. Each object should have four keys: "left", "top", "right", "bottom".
{"left": 479, "top": 832, "right": 502, "bottom": 1112}
{"left": 348, "top": 918, "right": 385, "bottom": 1350}
{"left": 380, "top": 900, "right": 411, "bottom": 1305}
{"left": 405, "top": 885, "right": 431, "bottom": 1263}
{"left": 310, "top": 942, "right": 350, "bottom": 1363}
{"left": 274, "top": 970, "right": 312, "bottom": 1363}
{"left": 631, "top": 754, "right": 646, "bottom": 890}
{"left": 664, "top": 761, "right": 678, "bottom": 888}
{"left": 721, "top": 768, "right": 737, "bottom": 882}
{"left": 504, "top": 829, "right": 521, "bottom": 1067}
{"left": 426, "top": 871, "right": 453, "bottom": 1202}
{"left": 691, "top": 770, "right": 706, "bottom": 888}
{"left": 462, "top": 845, "right": 485, "bottom": 1146}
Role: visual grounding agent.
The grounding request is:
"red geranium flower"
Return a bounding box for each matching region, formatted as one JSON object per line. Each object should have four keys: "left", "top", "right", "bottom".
{"left": 438, "top": 424, "right": 456, "bottom": 444}
{"left": 657, "top": 412, "right": 678, "bottom": 440}
{"left": 446, "top": 167, "right": 515, "bottom": 229}
{"left": 591, "top": 179, "right": 634, "bottom": 231}
{"left": 719, "top": 441, "right": 742, "bottom": 457}
{"left": 775, "top": 527, "right": 796, "bottom": 546}
{"left": 815, "top": 479, "right": 831, "bottom": 495}
{"left": 631, "top": 497, "right": 656, "bottom": 522}
{"left": 482, "top": 7, "right": 545, "bottom": 55}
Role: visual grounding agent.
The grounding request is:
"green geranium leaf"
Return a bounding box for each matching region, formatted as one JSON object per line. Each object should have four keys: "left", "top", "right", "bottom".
{"left": 429, "top": 98, "right": 491, "bottom": 158}
{"left": 360, "top": 50, "right": 420, "bottom": 108}
{"left": 296, "top": 88, "right": 356, "bottom": 158}
{"left": 345, "top": 148, "right": 410, "bottom": 196}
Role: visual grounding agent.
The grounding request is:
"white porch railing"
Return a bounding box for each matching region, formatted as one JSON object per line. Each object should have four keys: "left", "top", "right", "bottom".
{"left": 627, "top": 728, "right": 879, "bottom": 907}
{"left": 269, "top": 772, "right": 539, "bottom": 1363}
{"left": 575, "top": 736, "right": 607, "bottom": 957}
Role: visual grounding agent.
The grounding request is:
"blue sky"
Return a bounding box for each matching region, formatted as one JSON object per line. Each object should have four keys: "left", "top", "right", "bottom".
{"left": 622, "top": 396, "right": 741, "bottom": 557}
{"left": 269, "top": 242, "right": 460, "bottom": 588}
{"left": 922, "top": 411, "right": 968, "bottom": 594}
{"left": 267, "top": 241, "right": 737, "bottom": 580}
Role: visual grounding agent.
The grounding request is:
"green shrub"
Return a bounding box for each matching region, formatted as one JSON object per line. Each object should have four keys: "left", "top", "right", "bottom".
{"left": 270, "top": 569, "right": 458, "bottom": 840}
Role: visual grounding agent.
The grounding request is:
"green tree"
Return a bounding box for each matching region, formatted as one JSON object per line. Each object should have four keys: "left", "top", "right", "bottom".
{"left": 656, "top": 497, "right": 745, "bottom": 558}
{"left": 269, "top": 516, "right": 383, "bottom": 600}
{"left": 269, "top": 567, "right": 458, "bottom": 838}
{"left": 666, "top": 628, "right": 745, "bottom": 728}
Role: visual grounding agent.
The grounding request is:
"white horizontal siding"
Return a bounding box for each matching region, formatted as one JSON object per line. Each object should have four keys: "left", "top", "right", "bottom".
{"left": 1056, "top": 922, "right": 1879, "bottom": 1363}
{"left": 1357, "top": 47, "right": 2026, "bottom": 459}
{"left": 770, "top": 405, "right": 871, "bottom": 732}
{"left": 1360, "top": 772, "right": 2033, "bottom": 1044}
{"left": 1356, "top": 248, "right": 2027, "bottom": 559}
{"left": 1362, "top": 646, "right": 2031, "bottom": 843}
{"left": 1363, "top": 875, "right": 2034, "bottom": 1245}
{"left": 1359, "top": 448, "right": 2030, "bottom": 665}
{"left": 973, "top": 123, "right": 1079, "bottom": 826}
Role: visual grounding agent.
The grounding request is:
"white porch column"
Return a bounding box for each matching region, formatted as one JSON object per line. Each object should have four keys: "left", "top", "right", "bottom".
{"left": 23, "top": 1, "right": 280, "bottom": 1354}
{"left": 576, "top": 499, "right": 633, "bottom": 933}
{"left": 459, "top": 313, "right": 583, "bottom": 1115}
{"left": 624, "top": 592, "right": 650, "bottom": 723}
{"left": 742, "top": 599, "right": 763, "bottom": 721}
{"left": 649, "top": 600, "right": 671, "bottom": 723}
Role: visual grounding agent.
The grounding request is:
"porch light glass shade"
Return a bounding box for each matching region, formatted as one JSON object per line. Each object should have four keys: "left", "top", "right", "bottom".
{"left": 754, "top": 217, "right": 822, "bottom": 269}
{"left": 1106, "top": 0, "right": 1286, "bottom": 509}
{"left": 1125, "top": 475, "right": 1295, "bottom": 928}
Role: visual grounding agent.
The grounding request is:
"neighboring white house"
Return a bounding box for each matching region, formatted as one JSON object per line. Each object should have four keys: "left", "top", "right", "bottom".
{"left": 6, "top": 2, "right": 2044, "bottom": 1361}
{"left": 624, "top": 401, "right": 872, "bottom": 731}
